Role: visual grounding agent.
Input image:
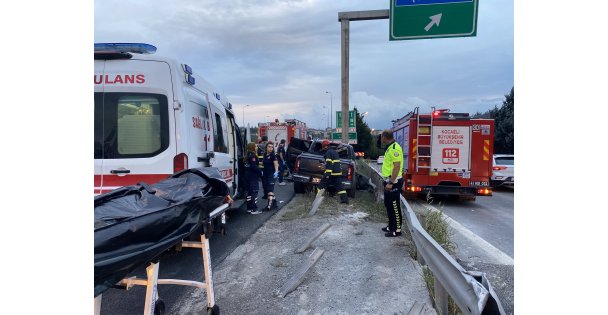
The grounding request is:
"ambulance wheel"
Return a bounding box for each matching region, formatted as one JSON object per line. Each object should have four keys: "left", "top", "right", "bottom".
{"left": 294, "top": 182, "right": 305, "bottom": 194}
{"left": 154, "top": 300, "right": 165, "bottom": 315}
{"left": 347, "top": 188, "right": 356, "bottom": 198}
{"left": 207, "top": 305, "right": 220, "bottom": 315}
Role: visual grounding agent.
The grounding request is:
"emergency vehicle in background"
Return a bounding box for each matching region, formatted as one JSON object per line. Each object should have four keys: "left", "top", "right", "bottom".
{"left": 94, "top": 43, "right": 244, "bottom": 199}
{"left": 258, "top": 119, "right": 307, "bottom": 145}
{"left": 392, "top": 108, "right": 494, "bottom": 201}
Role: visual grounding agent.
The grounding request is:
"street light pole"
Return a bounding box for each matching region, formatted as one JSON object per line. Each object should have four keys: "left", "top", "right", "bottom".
{"left": 242, "top": 104, "right": 250, "bottom": 126}
{"left": 325, "top": 91, "right": 333, "bottom": 129}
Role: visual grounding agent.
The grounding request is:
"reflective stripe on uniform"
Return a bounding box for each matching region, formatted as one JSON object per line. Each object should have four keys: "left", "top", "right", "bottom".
{"left": 332, "top": 159, "right": 341, "bottom": 163}
{"left": 325, "top": 169, "right": 332, "bottom": 173}
{"left": 331, "top": 172, "right": 342, "bottom": 175}
{"left": 337, "top": 190, "right": 346, "bottom": 194}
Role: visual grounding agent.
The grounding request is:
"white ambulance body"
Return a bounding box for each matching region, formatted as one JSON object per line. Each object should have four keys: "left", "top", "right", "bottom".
{"left": 94, "top": 43, "right": 243, "bottom": 196}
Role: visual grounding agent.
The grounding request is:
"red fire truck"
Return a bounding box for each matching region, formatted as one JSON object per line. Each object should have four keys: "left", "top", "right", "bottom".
{"left": 392, "top": 108, "right": 494, "bottom": 201}
{"left": 258, "top": 119, "right": 307, "bottom": 145}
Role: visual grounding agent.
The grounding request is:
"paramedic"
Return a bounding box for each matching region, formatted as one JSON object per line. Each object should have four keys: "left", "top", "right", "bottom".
{"left": 262, "top": 141, "right": 279, "bottom": 210}
{"left": 277, "top": 139, "right": 287, "bottom": 185}
{"left": 244, "top": 143, "right": 262, "bottom": 214}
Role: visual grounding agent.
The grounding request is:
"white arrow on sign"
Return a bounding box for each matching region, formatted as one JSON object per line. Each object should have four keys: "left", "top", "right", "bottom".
{"left": 424, "top": 13, "right": 443, "bottom": 32}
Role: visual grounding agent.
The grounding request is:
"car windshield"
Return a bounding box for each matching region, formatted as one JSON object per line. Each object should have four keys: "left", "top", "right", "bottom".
{"left": 495, "top": 156, "right": 514, "bottom": 166}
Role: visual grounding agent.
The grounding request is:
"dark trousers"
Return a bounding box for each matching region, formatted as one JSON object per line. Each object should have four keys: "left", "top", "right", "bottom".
{"left": 278, "top": 161, "right": 286, "bottom": 183}
{"left": 245, "top": 173, "right": 259, "bottom": 210}
{"left": 320, "top": 175, "right": 348, "bottom": 202}
{"left": 383, "top": 179, "right": 403, "bottom": 232}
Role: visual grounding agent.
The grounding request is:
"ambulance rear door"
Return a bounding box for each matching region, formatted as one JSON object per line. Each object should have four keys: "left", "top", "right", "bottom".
{"left": 209, "top": 104, "right": 234, "bottom": 191}
{"left": 94, "top": 58, "right": 176, "bottom": 194}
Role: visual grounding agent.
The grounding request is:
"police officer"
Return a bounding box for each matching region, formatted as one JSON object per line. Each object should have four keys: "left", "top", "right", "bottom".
{"left": 243, "top": 142, "right": 262, "bottom": 214}
{"left": 380, "top": 130, "right": 404, "bottom": 237}
{"left": 262, "top": 141, "right": 279, "bottom": 210}
{"left": 319, "top": 139, "right": 348, "bottom": 204}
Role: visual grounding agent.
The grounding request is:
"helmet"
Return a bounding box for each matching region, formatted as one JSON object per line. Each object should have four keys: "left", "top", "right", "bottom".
{"left": 322, "top": 139, "right": 330, "bottom": 146}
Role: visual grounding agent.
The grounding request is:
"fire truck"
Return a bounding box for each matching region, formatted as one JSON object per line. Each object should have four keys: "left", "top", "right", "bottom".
{"left": 258, "top": 119, "right": 307, "bottom": 145}
{"left": 392, "top": 108, "right": 494, "bottom": 201}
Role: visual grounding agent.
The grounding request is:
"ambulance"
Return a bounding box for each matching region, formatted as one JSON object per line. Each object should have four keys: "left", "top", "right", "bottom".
{"left": 94, "top": 43, "right": 244, "bottom": 198}
{"left": 392, "top": 108, "right": 494, "bottom": 201}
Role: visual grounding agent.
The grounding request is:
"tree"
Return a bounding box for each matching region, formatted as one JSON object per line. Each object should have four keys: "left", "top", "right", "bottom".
{"left": 473, "top": 87, "right": 514, "bottom": 154}
{"left": 353, "top": 107, "right": 379, "bottom": 159}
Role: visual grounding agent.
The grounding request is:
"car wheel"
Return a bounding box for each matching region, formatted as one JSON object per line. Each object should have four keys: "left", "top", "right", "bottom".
{"left": 347, "top": 188, "right": 356, "bottom": 198}
{"left": 294, "top": 181, "right": 305, "bottom": 194}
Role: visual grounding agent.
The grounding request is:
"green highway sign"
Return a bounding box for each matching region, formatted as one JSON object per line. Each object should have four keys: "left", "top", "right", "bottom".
{"left": 390, "top": 0, "right": 478, "bottom": 41}
{"left": 336, "top": 111, "right": 356, "bottom": 129}
{"left": 332, "top": 132, "right": 357, "bottom": 144}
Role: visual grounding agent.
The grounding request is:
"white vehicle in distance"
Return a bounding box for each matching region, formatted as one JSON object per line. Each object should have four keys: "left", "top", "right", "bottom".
{"left": 377, "top": 156, "right": 384, "bottom": 165}
{"left": 491, "top": 154, "right": 514, "bottom": 188}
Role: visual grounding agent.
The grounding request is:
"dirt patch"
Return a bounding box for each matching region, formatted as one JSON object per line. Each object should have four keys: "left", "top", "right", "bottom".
{"left": 171, "top": 193, "right": 435, "bottom": 314}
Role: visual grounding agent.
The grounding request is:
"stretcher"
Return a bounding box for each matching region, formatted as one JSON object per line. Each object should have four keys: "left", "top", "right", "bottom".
{"left": 94, "top": 168, "right": 231, "bottom": 315}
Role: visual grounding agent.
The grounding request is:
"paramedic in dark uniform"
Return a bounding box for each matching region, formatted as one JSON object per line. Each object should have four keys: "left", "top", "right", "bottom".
{"left": 380, "top": 129, "right": 404, "bottom": 237}
{"left": 244, "top": 143, "right": 262, "bottom": 214}
{"left": 277, "top": 139, "right": 287, "bottom": 185}
{"left": 257, "top": 135, "right": 268, "bottom": 198}
{"left": 257, "top": 135, "right": 268, "bottom": 169}
{"left": 262, "top": 141, "right": 279, "bottom": 211}
{"left": 319, "top": 140, "right": 348, "bottom": 204}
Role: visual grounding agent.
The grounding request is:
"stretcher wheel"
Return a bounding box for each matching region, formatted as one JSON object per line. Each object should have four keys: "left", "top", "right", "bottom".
{"left": 204, "top": 222, "right": 213, "bottom": 239}
{"left": 154, "top": 300, "right": 165, "bottom": 315}
{"left": 207, "top": 305, "right": 219, "bottom": 315}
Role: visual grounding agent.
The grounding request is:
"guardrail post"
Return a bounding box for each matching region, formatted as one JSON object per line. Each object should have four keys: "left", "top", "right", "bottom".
{"left": 434, "top": 278, "right": 449, "bottom": 315}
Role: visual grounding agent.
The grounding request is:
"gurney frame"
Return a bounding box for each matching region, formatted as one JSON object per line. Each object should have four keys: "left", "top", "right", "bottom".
{"left": 94, "top": 203, "right": 229, "bottom": 315}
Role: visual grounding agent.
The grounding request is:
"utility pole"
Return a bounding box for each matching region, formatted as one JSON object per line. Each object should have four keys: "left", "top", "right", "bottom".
{"left": 338, "top": 10, "right": 389, "bottom": 143}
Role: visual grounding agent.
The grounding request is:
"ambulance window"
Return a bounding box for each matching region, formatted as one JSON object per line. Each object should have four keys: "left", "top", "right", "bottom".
{"left": 94, "top": 92, "right": 169, "bottom": 159}
{"left": 94, "top": 93, "right": 104, "bottom": 159}
{"left": 214, "top": 113, "right": 228, "bottom": 153}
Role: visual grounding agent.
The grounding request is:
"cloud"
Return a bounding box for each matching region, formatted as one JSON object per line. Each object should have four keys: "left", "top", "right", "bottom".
{"left": 95, "top": 0, "right": 513, "bottom": 131}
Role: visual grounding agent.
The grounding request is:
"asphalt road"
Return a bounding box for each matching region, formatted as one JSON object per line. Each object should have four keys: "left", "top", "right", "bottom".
{"left": 98, "top": 180, "right": 295, "bottom": 315}
{"left": 424, "top": 187, "right": 514, "bottom": 258}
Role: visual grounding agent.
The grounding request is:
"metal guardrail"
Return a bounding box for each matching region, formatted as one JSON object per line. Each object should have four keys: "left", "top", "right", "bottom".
{"left": 361, "top": 162, "right": 505, "bottom": 315}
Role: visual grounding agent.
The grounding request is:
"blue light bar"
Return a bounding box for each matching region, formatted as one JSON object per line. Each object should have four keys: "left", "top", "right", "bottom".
{"left": 94, "top": 43, "right": 157, "bottom": 54}
{"left": 183, "top": 64, "right": 193, "bottom": 75}
{"left": 186, "top": 74, "right": 195, "bottom": 85}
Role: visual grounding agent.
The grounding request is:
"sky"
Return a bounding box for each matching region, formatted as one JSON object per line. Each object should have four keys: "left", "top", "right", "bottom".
{"left": 95, "top": 0, "right": 513, "bottom": 130}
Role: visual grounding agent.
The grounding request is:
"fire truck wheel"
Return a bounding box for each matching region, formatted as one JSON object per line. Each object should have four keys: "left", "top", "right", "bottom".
{"left": 458, "top": 195, "right": 476, "bottom": 202}
{"left": 404, "top": 191, "right": 418, "bottom": 200}
{"left": 207, "top": 305, "right": 220, "bottom": 315}
{"left": 294, "top": 182, "right": 305, "bottom": 194}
